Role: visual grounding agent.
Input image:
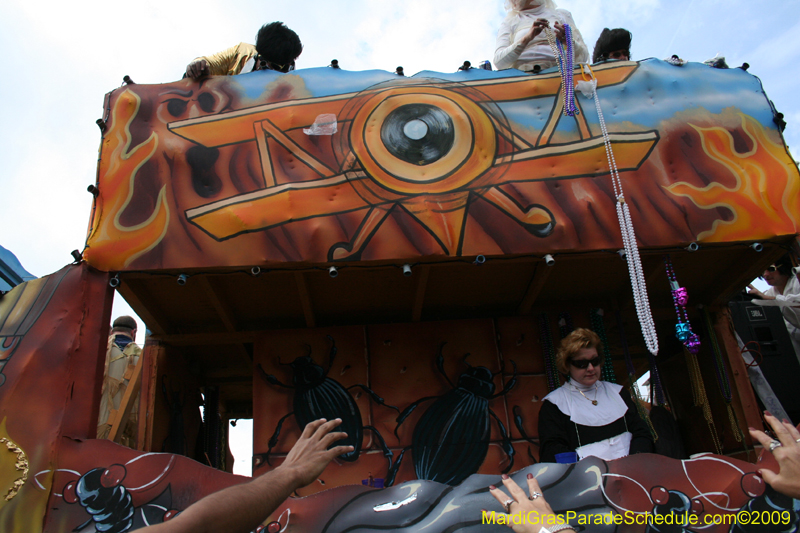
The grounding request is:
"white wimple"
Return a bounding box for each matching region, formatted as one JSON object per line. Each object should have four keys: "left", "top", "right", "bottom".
{"left": 582, "top": 75, "right": 658, "bottom": 355}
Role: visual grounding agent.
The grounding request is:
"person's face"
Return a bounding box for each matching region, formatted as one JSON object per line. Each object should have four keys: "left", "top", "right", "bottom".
{"left": 763, "top": 265, "right": 790, "bottom": 287}
{"left": 568, "top": 347, "right": 602, "bottom": 387}
{"left": 607, "top": 49, "right": 630, "bottom": 61}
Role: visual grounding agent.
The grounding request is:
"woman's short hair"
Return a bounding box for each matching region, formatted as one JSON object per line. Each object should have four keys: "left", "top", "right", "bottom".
{"left": 555, "top": 327, "right": 602, "bottom": 374}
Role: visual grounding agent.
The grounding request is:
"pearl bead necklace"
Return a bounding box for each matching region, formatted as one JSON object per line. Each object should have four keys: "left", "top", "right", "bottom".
{"left": 581, "top": 75, "right": 659, "bottom": 356}
{"left": 544, "top": 25, "right": 578, "bottom": 117}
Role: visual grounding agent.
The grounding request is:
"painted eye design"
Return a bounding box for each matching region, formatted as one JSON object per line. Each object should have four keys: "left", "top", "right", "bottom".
{"left": 198, "top": 92, "right": 216, "bottom": 113}
{"left": 166, "top": 98, "right": 188, "bottom": 117}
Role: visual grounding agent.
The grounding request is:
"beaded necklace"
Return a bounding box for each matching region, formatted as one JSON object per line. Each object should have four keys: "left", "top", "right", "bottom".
{"left": 664, "top": 256, "right": 700, "bottom": 354}
{"left": 579, "top": 70, "right": 658, "bottom": 356}
{"left": 539, "top": 313, "right": 559, "bottom": 392}
{"left": 616, "top": 311, "right": 658, "bottom": 440}
{"left": 590, "top": 308, "right": 617, "bottom": 384}
{"left": 662, "top": 261, "right": 721, "bottom": 452}
{"left": 544, "top": 25, "right": 579, "bottom": 117}
{"left": 646, "top": 349, "right": 666, "bottom": 406}
{"left": 571, "top": 382, "right": 599, "bottom": 405}
{"left": 557, "top": 311, "right": 574, "bottom": 339}
{"left": 702, "top": 308, "right": 746, "bottom": 445}
{"left": 686, "top": 348, "right": 723, "bottom": 454}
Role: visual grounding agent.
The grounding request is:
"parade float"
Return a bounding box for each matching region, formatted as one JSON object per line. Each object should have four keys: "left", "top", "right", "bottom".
{"left": 1, "top": 56, "right": 799, "bottom": 532}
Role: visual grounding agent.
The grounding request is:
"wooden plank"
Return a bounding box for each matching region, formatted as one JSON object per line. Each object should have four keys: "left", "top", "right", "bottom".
{"left": 411, "top": 266, "right": 430, "bottom": 322}
{"left": 149, "top": 331, "right": 258, "bottom": 346}
{"left": 708, "top": 245, "right": 786, "bottom": 305}
{"left": 108, "top": 354, "right": 143, "bottom": 443}
{"left": 713, "top": 306, "right": 762, "bottom": 436}
{"left": 198, "top": 276, "right": 239, "bottom": 332}
{"left": 137, "top": 341, "right": 163, "bottom": 451}
{"left": 198, "top": 276, "right": 251, "bottom": 368}
{"left": 294, "top": 272, "right": 316, "bottom": 328}
{"left": 115, "top": 280, "right": 172, "bottom": 335}
{"left": 517, "top": 263, "right": 551, "bottom": 315}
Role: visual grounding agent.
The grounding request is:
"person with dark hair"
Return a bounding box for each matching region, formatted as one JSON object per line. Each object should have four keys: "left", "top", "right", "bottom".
{"left": 748, "top": 254, "right": 800, "bottom": 363}
{"left": 592, "top": 28, "right": 632, "bottom": 63}
{"left": 185, "top": 22, "right": 302, "bottom": 79}
{"left": 97, "top": 316, "right": 141, "bottom": 445}
{"left": 537, "top": 328, "right": 653, "bottom": 463}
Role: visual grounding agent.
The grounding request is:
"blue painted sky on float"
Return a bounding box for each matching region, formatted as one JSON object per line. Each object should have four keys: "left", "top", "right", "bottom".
{"left": 236, "top": 58, "right": 777, "bottom": 133}
{"left": 496, "top": 59, "right": 779, "bottom": 134}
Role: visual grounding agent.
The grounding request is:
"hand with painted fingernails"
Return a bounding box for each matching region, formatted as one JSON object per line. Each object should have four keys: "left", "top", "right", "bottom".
{"left": 485, "top": 473, "right": 575, "bottom": 532}
{"left": 749, "top": 412, "right": 800, "bottom": 499}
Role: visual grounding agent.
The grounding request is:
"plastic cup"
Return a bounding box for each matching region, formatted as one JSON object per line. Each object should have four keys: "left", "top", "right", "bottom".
{"left": 554, "top": 452, "right": 578, "bottom": 464}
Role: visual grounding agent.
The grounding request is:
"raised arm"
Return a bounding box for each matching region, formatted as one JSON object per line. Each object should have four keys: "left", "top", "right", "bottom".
{"left": 141, "top": 418, "right": 353, "bottom": 533}
{"left": 494, "top": 17, "right": 527, "bottom": 70}
{"left": 186, "top": 43, "right": 253, "bottom": 79}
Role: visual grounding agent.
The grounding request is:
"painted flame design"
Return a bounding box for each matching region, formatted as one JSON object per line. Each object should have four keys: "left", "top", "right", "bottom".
{"left": 84, "top": 90, "right": 169, "bottom": 270}
{"left": 666, "top": 113, "right": 800, "bottom": 241}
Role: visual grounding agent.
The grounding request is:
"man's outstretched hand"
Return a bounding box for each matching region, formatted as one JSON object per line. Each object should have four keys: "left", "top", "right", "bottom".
{"left": 186, "top": 58, "right": 209, "bottom": 79}
{"left": 278, "top": 418, "right": 354, "bottom": 488}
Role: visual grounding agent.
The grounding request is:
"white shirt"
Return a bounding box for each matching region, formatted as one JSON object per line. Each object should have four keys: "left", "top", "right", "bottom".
{"left": 764, "top": 274, "right": 800, "bottom": 366}
{"left": 543, "top": 379, "right": 632, "bottom": 461}
{"left": 494, "top": 6, "right": 589, "bottom": 71}
{"left": 543, "top": 379, "right": 628, "bottom": 426}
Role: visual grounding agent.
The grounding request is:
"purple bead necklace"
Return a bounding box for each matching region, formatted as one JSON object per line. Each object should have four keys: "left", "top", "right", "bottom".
{"left": 545, "top": 24, "right": 579, "bottom": 118}
{"left": 556, "top": 24, "right": 578, "bottom": 116}
{"left": 664, "top": 256, "right": 700, "bottom": 353}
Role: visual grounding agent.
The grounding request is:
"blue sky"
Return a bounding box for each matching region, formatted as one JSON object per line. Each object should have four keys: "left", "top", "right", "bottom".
{"left": 0, "top": 0, "right": 793, "bottom": 473}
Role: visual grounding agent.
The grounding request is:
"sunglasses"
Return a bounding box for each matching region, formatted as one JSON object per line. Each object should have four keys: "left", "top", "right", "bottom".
{"left": 255, "top": 56, "right": 295, "bottom": 73}
{"left": 765, "top": 265, "right": 777, "bottom": 273}
{"left": 569, "top": 356, "right": 602, "bottom": 369}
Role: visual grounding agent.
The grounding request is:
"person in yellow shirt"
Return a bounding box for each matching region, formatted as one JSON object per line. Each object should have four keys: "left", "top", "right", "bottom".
{"left": 185, "top": 22, "right": 302, "bottom": 79}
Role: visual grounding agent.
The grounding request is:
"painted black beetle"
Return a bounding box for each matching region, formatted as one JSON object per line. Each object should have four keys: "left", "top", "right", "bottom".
{"left": 63, "top": 464, "right": 135, "bottom": 533}
{"left": 387, "top": 343, "right": 517, "bottom": 486}
{"left": 255, "top": 335, "right": 398, "bottom": 472}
